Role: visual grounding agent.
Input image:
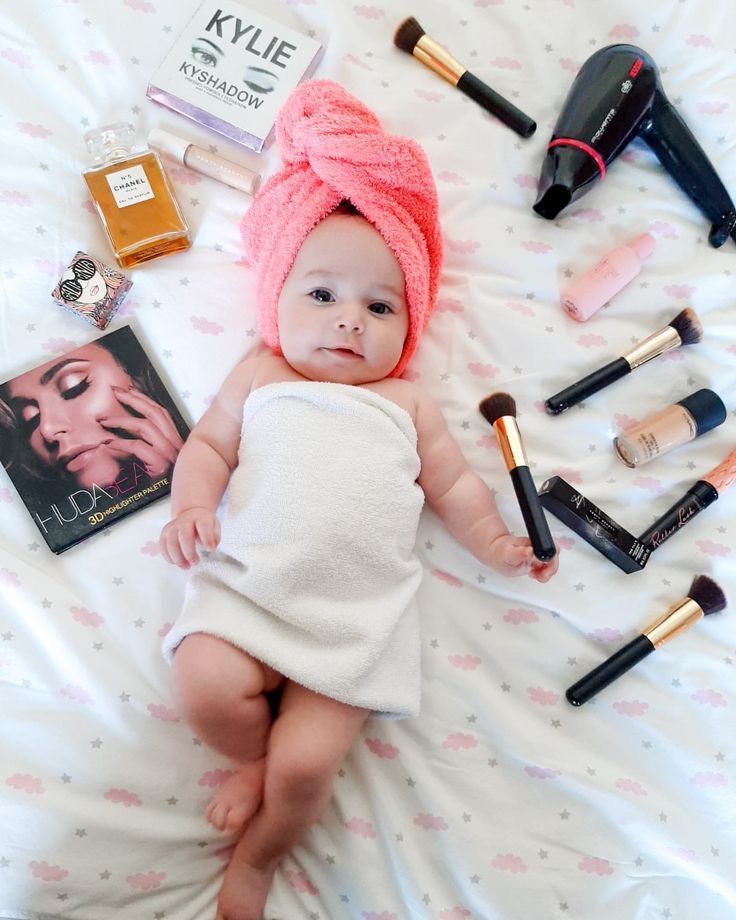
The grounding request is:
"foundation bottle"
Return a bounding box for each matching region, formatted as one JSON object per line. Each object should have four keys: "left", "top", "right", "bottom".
{"left": 614, "top": 388, "right": 726, "bottom": 468}
{"left": 83, "top": 122, "right": 191, "bottom": 268}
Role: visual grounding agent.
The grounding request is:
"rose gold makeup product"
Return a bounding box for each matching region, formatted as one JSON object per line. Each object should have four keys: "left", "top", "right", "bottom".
{"left": 147, "top": 129, "right": 261, "bottom": 195}
{"left": 545, "top": 307, "right": 703, "bottom": 415}
{"left": 638, "top": 446, "right": 736, "bottom": 550}
{"left": 566, "top": 575, "right": 726, "bottom": 706}
{"left": 51, "top": 251, "right": 132, "bottom": 330}
{"left": 562, "top": 232, "right": 656, "bottom": 321}
{"left": 478, "top": 392, "right": 556, "bottom": 561}
{"left": 393, "top": 17, "right": 536, "bottom": 138}
{"left": 83, "top": 122, "right": 191, "bottom": 269}
{"left": 614, "top": 388, "right": 726, "bottom": 468}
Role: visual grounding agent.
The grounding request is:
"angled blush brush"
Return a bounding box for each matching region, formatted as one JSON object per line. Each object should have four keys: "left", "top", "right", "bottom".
{"left": 478, "top": 392, "right": 556, "bottom": 561}
{"left": 545, "top": 307, "right": 703, "bottom": 415}
{"left": 566, "top": 574, "right": 726, "bottom": 706}
{"left": 393, "top": 17, "right": 537, "bottom": 139}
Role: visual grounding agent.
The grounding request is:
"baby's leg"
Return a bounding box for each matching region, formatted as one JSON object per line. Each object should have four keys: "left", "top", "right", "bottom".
{"left": 216, "top": 681, "right": 368, "bottom": 920}
{"left": 171, "top": 633, "right": 283, "bottom": 833}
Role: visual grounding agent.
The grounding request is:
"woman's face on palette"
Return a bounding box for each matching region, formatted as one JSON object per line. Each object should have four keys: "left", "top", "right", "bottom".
{"left": 7, "top": 343, "right": 133, "bottom": 489}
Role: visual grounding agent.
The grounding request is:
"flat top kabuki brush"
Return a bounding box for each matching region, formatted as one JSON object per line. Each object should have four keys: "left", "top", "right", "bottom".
{"left": 394, "top": 17, "right": 536, "bottom": 139}
{"left": 479, "top": 392, "right": 556, "bottom": 561}
{"left": 566, "top": 574, "right": 726, "bottom": 706}
{"left": 546, "top": 307, "right": 703, "bottom": 415}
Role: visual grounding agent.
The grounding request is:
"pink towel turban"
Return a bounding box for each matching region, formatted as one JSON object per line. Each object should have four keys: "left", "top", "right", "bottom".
{"left": 240, "top": 79, "right": 443, "bottom": 378}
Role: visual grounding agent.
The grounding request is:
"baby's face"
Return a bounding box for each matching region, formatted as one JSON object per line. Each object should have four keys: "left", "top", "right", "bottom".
{"left": 277, "top": 214, "right": 409, "bottom": 384}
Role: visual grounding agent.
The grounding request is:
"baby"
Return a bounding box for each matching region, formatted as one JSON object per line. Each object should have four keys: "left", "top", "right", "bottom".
{"left": 159, "top": 80, "right": 558, "bottom": 920}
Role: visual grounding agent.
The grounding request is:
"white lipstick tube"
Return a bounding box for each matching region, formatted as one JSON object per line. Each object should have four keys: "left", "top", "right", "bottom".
{"left": 147, "top": 128, "right": 260, "bottom": 195}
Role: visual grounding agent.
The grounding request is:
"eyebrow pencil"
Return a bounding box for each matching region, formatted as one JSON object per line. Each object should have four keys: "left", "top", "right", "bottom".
{"left": 545, "top": 307, "right": 703, "bottom": 415}
{"left": 566, "top": 574, "right": 726, "bottom": 706}
{"left": 639, "top": 446, "right": 736, "bottom": 550}
{"left": 393, "top": 17, "right": 536, "bottom": 139}
{"left": 478, "top": 392, "right": 556, "bottom": 561}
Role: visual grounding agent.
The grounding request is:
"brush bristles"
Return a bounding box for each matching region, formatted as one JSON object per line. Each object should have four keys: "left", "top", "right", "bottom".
{"left": 669, "top": 307, "right": 703, "bottom": 346}
{"left": 479, "top": 392, "right": 517, "bottom": 426}
{"left": 394, "top": 16, "right": 425, "bottom": 54}
{"left": 688, "top": 574, "right": 727, "bottom": 616}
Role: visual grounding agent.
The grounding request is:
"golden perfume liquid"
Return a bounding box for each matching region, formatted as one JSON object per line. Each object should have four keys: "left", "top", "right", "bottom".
{"left": 83, "top": 122, "right": 191, "bottom": 268}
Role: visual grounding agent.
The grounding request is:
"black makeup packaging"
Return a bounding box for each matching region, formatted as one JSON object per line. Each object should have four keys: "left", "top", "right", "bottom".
{"left": 538, "top": 476, "right": 651, "bottom": 573}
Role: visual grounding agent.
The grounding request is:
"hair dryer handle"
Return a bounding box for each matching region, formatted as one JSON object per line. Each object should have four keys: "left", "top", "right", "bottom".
{"left": 641, "top": 97, "right": 736, "bottom": 247}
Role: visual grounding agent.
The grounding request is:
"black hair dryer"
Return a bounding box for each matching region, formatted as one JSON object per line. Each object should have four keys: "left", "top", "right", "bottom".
{"left": 534, "top": 44, "right": 736, "bottom": 247}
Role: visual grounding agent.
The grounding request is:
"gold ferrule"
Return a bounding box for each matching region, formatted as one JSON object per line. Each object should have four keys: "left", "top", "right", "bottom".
{"left": 622, "top": 326, "right": 681, "bottom": 369}
{"left": 414, "top": 35, "right": 464, "bottom": 85}
{"left": 494, "top": 416, "right": 528, "bottom": 471}
{"left": 643, "top": 597, "right": 703, "bottom": 648}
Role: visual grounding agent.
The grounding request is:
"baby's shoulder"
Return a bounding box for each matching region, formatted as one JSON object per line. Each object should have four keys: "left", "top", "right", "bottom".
{"left": 366, "top": 377, "right": 425, "bottom": 422}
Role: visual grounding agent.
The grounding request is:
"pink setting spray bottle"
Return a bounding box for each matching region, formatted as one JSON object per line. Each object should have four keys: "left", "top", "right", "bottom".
{"left": 562, "top": 232, "right": 656, "bottom": 321}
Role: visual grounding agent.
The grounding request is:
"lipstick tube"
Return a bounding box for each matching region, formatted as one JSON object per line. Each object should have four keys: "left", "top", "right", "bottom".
{"left": 147, "top": 128, "right": 260, "bottom": 195}
{"left": 639, "top": 446, "right": 736, "bottom": 550}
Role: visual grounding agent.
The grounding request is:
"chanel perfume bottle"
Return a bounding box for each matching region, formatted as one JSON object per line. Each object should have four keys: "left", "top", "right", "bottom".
{"left": 82, "top": 122, "right": 191, "bottom": 268}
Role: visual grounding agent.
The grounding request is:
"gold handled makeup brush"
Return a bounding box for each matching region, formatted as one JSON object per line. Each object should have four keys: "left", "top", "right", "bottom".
{"left": 393, "top": 17, "right": 537, "bottom": 139}
{"left": 545, "top": 307, "right": 703, "bottom": 415}
{"left": 566, "top": 574, "right": 726, "bottom": 706}
{"left": 478, "top": 392, "right": 556, "bottom": 561}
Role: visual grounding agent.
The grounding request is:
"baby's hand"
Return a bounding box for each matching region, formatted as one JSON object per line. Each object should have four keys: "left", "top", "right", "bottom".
{"left": 486, "top": 533, "right": 559, "bottom": 583}
{"left": 160, "top": 507, "right": 221, "bottom": 569}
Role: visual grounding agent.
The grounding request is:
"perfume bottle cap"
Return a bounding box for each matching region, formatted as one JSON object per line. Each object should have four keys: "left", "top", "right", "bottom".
{"left": 677, "top": 389, "right": 727, "bottom": 437}
{"left": 84, "top": 122, "right": 136, "bottom": 164}
{"left": 147, "top": 128, "right": 191, "bottom": 165}
{"left": 627, "top": 232, "right": 656, "bottom": 261}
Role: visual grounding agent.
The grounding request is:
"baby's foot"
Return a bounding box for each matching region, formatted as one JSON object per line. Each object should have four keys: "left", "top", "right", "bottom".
{"left": 206, "top": 759, "right": 266, "bottom": 835}
{"left": 215, "top": 857, "right": 275, "bottom": 920}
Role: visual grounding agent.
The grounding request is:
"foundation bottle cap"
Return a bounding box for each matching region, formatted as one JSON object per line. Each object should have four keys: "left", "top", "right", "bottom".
{"left": 628, "top": 232, "right": 656, "bottom": 261}
{"left": 677, "top": 388, "right": 727, "bottom": 436}
{"left": 147, "top": 128, "right": 190, "bottom": 164}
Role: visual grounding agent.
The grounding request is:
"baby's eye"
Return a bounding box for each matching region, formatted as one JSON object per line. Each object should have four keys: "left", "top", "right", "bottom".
{"left": 310, "top": 289, "right": 335, "bottom": 304}
{"left": 368, "top": 302, "right": 392, "bottom": 315}
{"left": 191, "top": 45, "right": 218, "bottom": 68}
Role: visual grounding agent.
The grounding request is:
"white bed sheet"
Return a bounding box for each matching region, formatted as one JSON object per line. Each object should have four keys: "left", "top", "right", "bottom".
{"left": 1, "top": 1, "right": 735, "bottom": 919}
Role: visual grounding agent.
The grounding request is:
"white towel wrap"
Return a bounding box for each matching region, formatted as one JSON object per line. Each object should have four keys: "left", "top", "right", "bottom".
{"left": 163, "top": 381, "right": 425, "bottom": 718}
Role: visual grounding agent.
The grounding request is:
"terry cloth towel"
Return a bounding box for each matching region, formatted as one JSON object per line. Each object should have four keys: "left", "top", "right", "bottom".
{"left": 240, "top": 79, "right": 444, "bottom": 379}
{"left": 163, "top": 381, "right": 425, "bottom": 719}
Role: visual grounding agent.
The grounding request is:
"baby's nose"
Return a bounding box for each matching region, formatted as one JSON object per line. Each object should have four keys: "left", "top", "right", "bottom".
{"left": 335, "top": 309, "right": 363, "bottom": 333}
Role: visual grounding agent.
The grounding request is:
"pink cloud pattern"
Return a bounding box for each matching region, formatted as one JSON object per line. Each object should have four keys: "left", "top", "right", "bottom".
{"left": 690, "top": 688, "right": 726, "bottom": 708}
{"left": 439, "top": 910, "right": 471, "bottom": 920}
{"left": 140, "top": 540, "right": 161, "bottom": 556}
{"left": 354, "top": 5, "right": 385, "bottom": 19}
{"left": 468, "top": 362, "right": 500, "bottom": 379}
{"left": 414, "top": 813, "right": 448, "bottom": 831}
{"left": 198, "top": 769, "right": 234, "bottom": 788}
{"left": 431, "top": 569, "right": 462, "bottom": 588}
{"left": 447, "top": 654, "right": 482, "bottom": 670}
{"left": 527, "top": 686, "right": 559, "bottom": 705}
{"left": 579, "top": 856, "right": 613, "bottom": 876}
{"left": 435, "top": 297, "right": 465, "bottom": 313}
{"left": 587, "top": 627, "right": 623, "bottom": 643}
{"left": 190, "top": 316, "right": 224, "bottom": 335}
{"left": 504, "top": 608, "right": 538, "bottom": 624}
{"left": 29, "top": 861, "right": 68, "bottom": 881}
{"left": 525, "top": 765, "right": 561, "bottom": 779}
{"left": 60, "top": 684, "right": 94, "bottom": 705}
{"left": 148, "top": 703, "right": 181, "bottom": 722}
{"left": 71, "top": 606, "right": 104, "bottom": 627}
{"left": 612, "top": 700, "right": 648, "bottom": 717}
{"left": 104, "top": 788, "right": 142, "bottom": 807}
{"left": 443, "top": 733, "right": 478, "bottom": 751}
{"left": 127, "top": 871, "right": 166, "bottom": 891}
{"left": 286, "top": 869, "right": 318, "bottom": 894}
{"left": 345, "top": 817, "right": 376, "bottom": 838}
{"left": 6, "top": 773, "right": 45, "bottom": 794}
{"left": 696, "top": 539, "right": 731, "bottom": 557}
{"left": 521, "top": 240, "right": 552, "bottom": 254}
{"left": 365, "top": 738, "right": 399, "bottom": 759}
{"left": 691, "top": 771, "right": 727, "bottom": 788}
{"left": 491, "top": 853, "right": 527, "bottom": 873}
{"left": 615, "top": 778, "right": 647, "bottom": 796}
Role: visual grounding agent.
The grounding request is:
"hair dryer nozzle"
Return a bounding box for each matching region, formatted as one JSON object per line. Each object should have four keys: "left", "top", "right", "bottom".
{"left": 533, "top": 144, "right": 600, "bottom": 219}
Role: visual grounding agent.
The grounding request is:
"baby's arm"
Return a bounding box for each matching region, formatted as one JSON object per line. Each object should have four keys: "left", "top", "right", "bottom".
{"left": 414, "top": 387, "right": 557, "bottom": 582}
{"left": 160, "top": 358, "right": 258, "bottom": 568}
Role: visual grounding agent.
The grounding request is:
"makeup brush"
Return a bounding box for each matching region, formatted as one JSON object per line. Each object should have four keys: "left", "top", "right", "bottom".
{"left": 639, "top": 446, "right": 736, "bottom": 551}
{"left": 545, "top": 307, "right": 704, "bottom": 415}
{"left": 478, "top": 392, "right": 556, "bottom": 561}
{"left": 566, "top": 574, "right": 726, "bottom": 706}
{"left": 393, "top": 17, "right": 537, "bottom": 139}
